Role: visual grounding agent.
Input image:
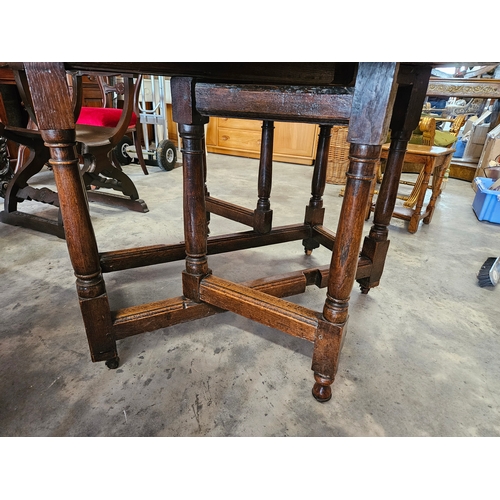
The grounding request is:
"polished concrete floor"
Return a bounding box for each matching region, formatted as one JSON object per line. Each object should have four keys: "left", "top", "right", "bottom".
{"left": 1, "top": 152, "right": 500, "bottom": 437}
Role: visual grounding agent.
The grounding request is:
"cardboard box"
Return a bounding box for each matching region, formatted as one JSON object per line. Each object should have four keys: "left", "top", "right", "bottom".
{"left": 461, "top": 116, "right": 478, "bottom": 137}
{"left": 473, "top": 123, "right": 500, "bottom": 189}
{"left": 463, "top": 112, "right": 491, "bottom": 161}
{"left": 463, "top": 140, "right": 486, "bottom": 161}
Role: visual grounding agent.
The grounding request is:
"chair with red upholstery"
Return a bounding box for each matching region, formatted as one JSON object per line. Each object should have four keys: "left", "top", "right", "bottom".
{"left": 71, "top": 73, "right": 148, "bottom": 212}
{"left": 75, "top": 74, "right": 148, "bottom": 175}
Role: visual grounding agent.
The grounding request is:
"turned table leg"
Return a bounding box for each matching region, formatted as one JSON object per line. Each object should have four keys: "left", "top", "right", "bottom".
{"left": 171, "top": 76, "right": 212, "bottom": 301}
{"left": 358, "top": 132, "right": 409, "bottom": 293}
{"left": 45, "top": 130, "right": 118, "bottom": 366}
{"left": 253, "top": 120, "right": 274, "bottom": 234}
{"left": 312, "top": 143, "right": 380, "bottom": 401}
{"left": 24, "top": 63, "right": 118, "bottom": 367}
{"left": 311, "top": 63, "right": 404, "bottom": 401}
{"left": 358, "top": 63, "right": 432, "bottom": 292}
{"left": 179, "top": 122, "right": 212, "bottom": 302}
{"left": 303, "top": 124, "right": 331, "bottom": 255}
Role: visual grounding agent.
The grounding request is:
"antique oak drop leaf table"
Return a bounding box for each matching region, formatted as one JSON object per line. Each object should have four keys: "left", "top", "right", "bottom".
{"left": 11, "top": 62, "right": 450, "bottom": 402}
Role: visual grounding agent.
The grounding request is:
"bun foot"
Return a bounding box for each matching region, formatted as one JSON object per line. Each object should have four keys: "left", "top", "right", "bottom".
{"left": 312, "top": 374, "right": 332, "bottom": 403}
{"left": 105, "top": 357, "right": 120, "bottom": 369}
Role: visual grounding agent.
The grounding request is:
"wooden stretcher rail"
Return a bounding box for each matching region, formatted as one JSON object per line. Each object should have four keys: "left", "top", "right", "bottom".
{"left": 205, "top": 196, "right": 256, "bottom": 228}
{"left": 311, "top": 225, "right": 337, "bottom": 251}
{"left": 195, "top": 83, "right": 353, "bottom": 124}
{"left": 111, "top": 257, "right": 373, "bottom": 340}
{"left": 200, "top": 275, "right": 320, "bottom": 342}
{"left": 99, "top": 224, "right": 313, "bottom": 272}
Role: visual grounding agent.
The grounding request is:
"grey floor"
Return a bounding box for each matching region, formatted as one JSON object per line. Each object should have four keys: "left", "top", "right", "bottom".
{"left": 1, "top": 152, "right": 499, "bottom": 437}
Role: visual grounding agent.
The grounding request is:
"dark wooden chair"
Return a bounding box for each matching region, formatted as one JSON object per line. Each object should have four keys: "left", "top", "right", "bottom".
{"left": 0, "top": 69, "right": 148, "bottom": 238}
{"left": 0, "top": 69, "right": 64, "bottom": 236}
{"left": 71, "top": 72, "right": 148, "bottom": 212}
{"left": 74, "top": 73, "right": 149, "bottom": 176}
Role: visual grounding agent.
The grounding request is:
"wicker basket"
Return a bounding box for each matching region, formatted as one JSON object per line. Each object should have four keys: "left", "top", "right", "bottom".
{"left": 326, "top": 126, "right": 350, "bottom": 185}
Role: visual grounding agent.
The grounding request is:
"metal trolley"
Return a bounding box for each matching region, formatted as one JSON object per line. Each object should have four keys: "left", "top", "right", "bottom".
{"left": 114, "top": 75, "right": 178, "bottom": 171}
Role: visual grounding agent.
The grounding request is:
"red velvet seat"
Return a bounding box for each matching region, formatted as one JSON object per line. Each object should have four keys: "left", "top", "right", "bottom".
{"left": 76, "top": 106, "right": 138, "bottom": 128}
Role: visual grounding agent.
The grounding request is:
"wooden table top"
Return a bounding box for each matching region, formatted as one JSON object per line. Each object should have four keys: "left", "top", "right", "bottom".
{"left": 382, "top": 143, "right": 455, "bottom": 156}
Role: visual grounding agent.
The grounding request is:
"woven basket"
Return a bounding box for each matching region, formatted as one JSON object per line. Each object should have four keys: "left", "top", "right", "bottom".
{"left": 326, "top": 126, "right": 350, "bottom": 184}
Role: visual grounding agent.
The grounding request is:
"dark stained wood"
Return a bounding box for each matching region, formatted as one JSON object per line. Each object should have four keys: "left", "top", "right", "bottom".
{"left": 10, "top": 61, "right": 474, "bottom": 404}
{"left": 0, "top": 68, "right": 25, "bottom": 162}
{"left": 65, "top": 62, "right": 355, "bottom": 86}
{"left": 0, "top": 67, "right": 148, "bottom": 239}
{"left": 0, "top": 122, "right": 64, "bottom": 238}
{"left": 205, "top": 196, "right": 256, "bottom": 228}
{"left": 194, "top": 83, "right": 353, "bottom": 123}
{"left": 200, "top": 275, "right": 320, "bottom": 342}
{"left": 303, "top": 125, "right": 331, "bottom": 254}
{"left": 73, "top": 74, "right": 149, "bottom": 211}
{"left": 178, "top": 119, "right": 211, "bottom": 302}
{"left": 22, "top": 62, "right": 118, "bottom": 365}
{"left": 348, "top": 63, "right": 399, "bottom": 144}
{"left": 24, "top": 63, "right": 75, "bottom": 130}
{"left": 80, "top": 75, "right": 105, "bottom": 107}
{"left": 99, "top": 224, "right": 312, "bottom": 272}
{"left": 310, "top": 225, "right": 336, "bottom": 251}
{"left": 357, "top": 64, "right": 432, "bottom": 292}
{"left": 112, "top": 258, "right": 372, "bottom": 340}
{"left": 203, "top": 119, "right": 275, "bottom": 234}
{"left": 254, "top": 120, "right": 274, "bottom": 233}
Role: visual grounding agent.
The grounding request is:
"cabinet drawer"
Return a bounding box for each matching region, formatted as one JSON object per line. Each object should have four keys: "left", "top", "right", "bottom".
{"left": 217, "top": 117, "right": 262, "bottom": 131}
{"left": 274, "top": 122, "right": 317, "bottom": 158}
{"left": 218, "top": 127, "right": 261, "bottom": 152}
{"left": 205, "top": 117, "right": 318, "bottom": 165}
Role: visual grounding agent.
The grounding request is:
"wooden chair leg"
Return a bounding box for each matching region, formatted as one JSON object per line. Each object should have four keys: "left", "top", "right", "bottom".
{"left": 81, "top": 146, "right": 149, "bottom": 213}
{"left": 423, "top": 154, "right": 451, "bottom": 225}
{"left": 407, "top": 157, "right": 433, "bottom": 233}
{"left": 403, "top": 167, "right": 426, "bottom": 209}
{"left": 133, "top": 126, "right": 149, "bottom": 175}
{"left": 0, "top": 126, "right": 65, "bottom": 238}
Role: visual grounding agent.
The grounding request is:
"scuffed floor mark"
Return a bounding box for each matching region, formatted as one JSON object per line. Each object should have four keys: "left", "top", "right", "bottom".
{"left": 202, "top": 377, "right": 212, "bottom": 407}
{"left": 191, "top": 394, "right": 203, "bottom": 431}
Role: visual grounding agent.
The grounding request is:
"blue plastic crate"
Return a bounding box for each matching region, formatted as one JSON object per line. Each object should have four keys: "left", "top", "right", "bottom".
{"left": 472, "top": 177, "right": 500, "bottom": 223}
